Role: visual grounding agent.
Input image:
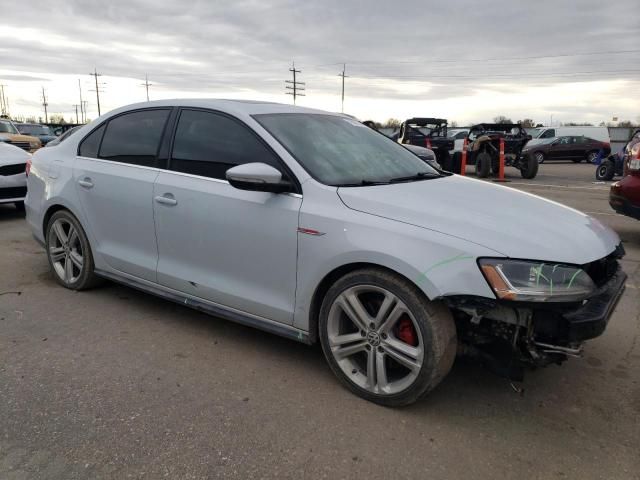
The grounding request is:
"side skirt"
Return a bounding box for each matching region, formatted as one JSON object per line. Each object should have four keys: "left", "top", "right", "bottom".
{"left": 95, "top": 269, "right": 311, "bottom": 345}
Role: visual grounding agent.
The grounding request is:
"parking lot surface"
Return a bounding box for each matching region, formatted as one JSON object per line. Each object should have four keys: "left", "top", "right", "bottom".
{"left": 1, "top": 163, "right": 639, "bottom": 479}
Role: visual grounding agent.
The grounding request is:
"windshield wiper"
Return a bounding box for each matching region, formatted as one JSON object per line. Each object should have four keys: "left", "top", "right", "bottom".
{"left": 335, "top": 179, "right": 391, "bottom": 187}
{"left": 389, "top": 172, "right": 442, "bottom": 183}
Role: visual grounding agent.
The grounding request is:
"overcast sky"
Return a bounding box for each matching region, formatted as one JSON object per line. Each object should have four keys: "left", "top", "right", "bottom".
{"left": 1, "top": 0, "right": 638, "bottom": 125}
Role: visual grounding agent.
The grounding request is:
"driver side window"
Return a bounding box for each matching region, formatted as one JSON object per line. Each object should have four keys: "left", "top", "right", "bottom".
{"left": 170, "top": 109, "right": 284, "bottom": 181}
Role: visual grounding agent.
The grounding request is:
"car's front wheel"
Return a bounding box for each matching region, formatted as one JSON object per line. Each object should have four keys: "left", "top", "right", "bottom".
{"left": 319, "top": 268, "right": 457, "bottom": 406}
{"left": 46, "top": 210, "right": 101, "bottom": 290}
{"left": 533, "top": 151, "right": 545, "bottom": 164}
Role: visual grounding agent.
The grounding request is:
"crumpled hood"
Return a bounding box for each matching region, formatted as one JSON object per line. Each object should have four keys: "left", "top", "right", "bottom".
{"left": 337, "top": 175, "right": 620, "bottom": 265}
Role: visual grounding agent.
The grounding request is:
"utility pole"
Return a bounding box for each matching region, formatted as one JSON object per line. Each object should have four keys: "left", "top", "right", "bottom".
{"left": 285, "top": 62, "right": 305, "bottom": 105}
{"left": 338, "top": 63, "right": 348, "bottom": 113}
{"left": 89, "top": 68, "right": 105, "bottom": 116}
{"left": 0, "top": 84, "right": 6, "bottom": 115}
{"left": 78, "top": 79, "right": 85, "bottom": 123}
{"left": 140, "top": 74, "right": 152, "bottom": 101}
{"left": 41, "top": 87, "right": 49, "bottom": 123}
{"left": 73, "top": 104, "right": 79, "bottom": 124}
{"left": 82, "top": 100, "right": 88, "bottom": 121}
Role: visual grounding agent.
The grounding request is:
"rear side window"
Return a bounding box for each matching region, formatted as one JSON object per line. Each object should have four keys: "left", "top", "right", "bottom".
{"left": 78, "top": 124, "right": 106, "bottom": 158}
{"left": 98, "top": 109, "right": 170, "bottom": 167}
{"left": 170, "top": 109, "right": 282, "bottom": 180}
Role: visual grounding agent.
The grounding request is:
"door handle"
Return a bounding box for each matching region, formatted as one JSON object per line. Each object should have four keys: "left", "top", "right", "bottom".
{"left": 78, "top": 178, "right": 94, "bottom": 188}
{"left": 154, "top": 194, "right": 178, "bottom": 206}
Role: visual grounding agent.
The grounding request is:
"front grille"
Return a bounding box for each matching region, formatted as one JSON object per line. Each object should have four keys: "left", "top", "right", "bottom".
{"left": 0, "top": 163, "right": 26, "bottom": 176}
{"left": 0, "top": 186, "right": 27, "bottom": 200}
{"left": 583, "top": 250, "right": 621, "bottom": 287}
{"left": 8, "top": 141, "right": 31, "bottom": 151}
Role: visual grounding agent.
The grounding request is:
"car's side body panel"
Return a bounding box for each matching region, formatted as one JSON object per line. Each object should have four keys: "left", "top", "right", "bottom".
{"left": 291, "top": 180, "right": 498, "bottom": 332}
{"left": 153, "top": 170, "right": 302, "bottom": 325}
{"left": 74, "top": 157, "right": 160, "bottom": 281}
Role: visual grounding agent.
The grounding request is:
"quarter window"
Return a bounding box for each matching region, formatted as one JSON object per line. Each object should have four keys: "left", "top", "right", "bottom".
{"left": 98, "top": 109, "right": 170, "bottom": 167}
{"left": 170, "top": 109, "right": 283, "bottom": 180}
{"left": 78, "top": 124, "right": 106, "bottom": 158}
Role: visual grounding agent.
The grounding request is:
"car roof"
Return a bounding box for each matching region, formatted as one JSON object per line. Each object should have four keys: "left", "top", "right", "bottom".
{"left": 104, "top": 99, "right": 334, "bottom": 118}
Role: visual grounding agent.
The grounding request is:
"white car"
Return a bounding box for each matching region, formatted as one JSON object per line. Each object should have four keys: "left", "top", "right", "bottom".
{"left": 447, "top": 128, "right": 469, "bottom": 154}
{"left": 25, "top": 100, "right": 627, "bottom": 406}
{"left": 0, "top": 141, "right": 30, "bottom": 210}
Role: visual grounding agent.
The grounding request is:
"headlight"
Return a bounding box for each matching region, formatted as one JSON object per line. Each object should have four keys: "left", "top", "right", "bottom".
{"left": 479, "top": 259, "right": 595, "bottom": 302}
{"left": 30, "top": 141, "right": 40, "bottom": 148}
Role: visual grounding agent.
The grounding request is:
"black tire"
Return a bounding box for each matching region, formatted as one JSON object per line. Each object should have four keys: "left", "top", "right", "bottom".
{"left": 475, "top": 151, "right": 492, "bottom": 178}
{"left": 533, "top": 151, "right": 545, "bottom": 164}
{"left": 45, "top": 210, "right": 102, "bottom": 290}
{"left": 319, "top": 268, "right": 457, "bottom": 407}
{"left": 14, "top": 201, "right": 25, "bottom": 212}
{"left": 520, "top": 153, "right": 539, "bottom": 179}
{"left": 596, "top": 161, "right": 615, "bottom": 181}
{"left": 439, "top": 150, "right": 454, "bottom": 173}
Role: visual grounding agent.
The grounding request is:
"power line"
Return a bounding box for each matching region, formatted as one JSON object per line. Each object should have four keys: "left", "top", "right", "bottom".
{"left": 351, "top": 68, "right": 640, "bottom": 80}
{"left": 338, "top": 63, "right": 348, "bottom": 113}
{"left": 285, "top": 61, "right": 305, "bottom": 105}
{"left": 89, "top": 68, "right": 106, "bottom": 116}
{"left": 140, "top": 73, "right": 152, "bottom": 101}
{"left": 317, "top": 48, "right": 640, "bottom": 67}
{"left": 41, "top": 87, "right": 48, "bottom": 123}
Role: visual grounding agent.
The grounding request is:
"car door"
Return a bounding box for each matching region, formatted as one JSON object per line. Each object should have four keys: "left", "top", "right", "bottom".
{"left": 548, "top": 136, "right": 571, "bottom": 160}
{"left": 74, "top": 108, "right": 171, "bottom": 281}
{"left": 153, "top": 109, "right": 301, "bottom": 325}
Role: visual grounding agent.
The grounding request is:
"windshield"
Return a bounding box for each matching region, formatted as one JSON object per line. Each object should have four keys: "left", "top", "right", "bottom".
{"left": 17, "top": 124, "right": 51, "bottom": 135}
{"left": 255, "top": 113, "right": 438, "bottom": 186}
{"left": 0, "top": 120, "right": 19, "bottom": 134}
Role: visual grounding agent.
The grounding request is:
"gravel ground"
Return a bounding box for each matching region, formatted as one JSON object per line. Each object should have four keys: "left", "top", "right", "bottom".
{"left": 1, "top": 162, "right": 638, "bottom": 479}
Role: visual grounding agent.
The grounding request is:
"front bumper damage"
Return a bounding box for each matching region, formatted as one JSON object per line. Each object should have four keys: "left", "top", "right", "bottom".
{"left": 444, "top": 261, "right": 627, "bottom": 380}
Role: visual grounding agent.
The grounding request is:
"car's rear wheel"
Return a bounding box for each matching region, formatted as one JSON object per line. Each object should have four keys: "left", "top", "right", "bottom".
{"left": 586, "top": 150, "right": 599, "bottom": 163}
{"left": 475, "top": 151, "right": 491, "bottom": 178}
{"left": 46, "top": 210, "right": 102, "bottom": 290}
{"left": 319, "top": 268, "right": 456, "bottom": 407}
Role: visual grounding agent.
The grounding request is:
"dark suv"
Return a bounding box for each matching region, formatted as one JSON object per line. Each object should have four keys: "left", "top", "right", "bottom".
{"left": 397, "top": 118, "right": 454, "bottom": 170}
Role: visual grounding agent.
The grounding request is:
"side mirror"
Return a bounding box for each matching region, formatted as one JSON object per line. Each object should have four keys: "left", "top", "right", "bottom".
{"left": 226, "top": 162, "right": 293, "bottom": 193}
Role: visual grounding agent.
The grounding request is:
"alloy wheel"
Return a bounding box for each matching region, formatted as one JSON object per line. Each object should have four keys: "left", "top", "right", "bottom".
{"left": 534, "top": 152, "right": 544, "bottom": 163}
{"left": 326, "top": 285, "right": 424, "bottom": 395}
{"left": 48, "top": 218, "right": 84, "bottom": 284}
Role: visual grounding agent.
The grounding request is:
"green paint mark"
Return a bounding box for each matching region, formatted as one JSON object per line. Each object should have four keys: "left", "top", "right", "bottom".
{"left": 416, "top": 254, "right": 474, "bottom": 284}
{"left": 567, "top": 269, "right": 582, "bottom": 289}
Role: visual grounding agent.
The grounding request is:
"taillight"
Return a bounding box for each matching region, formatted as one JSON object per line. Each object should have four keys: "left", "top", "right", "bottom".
{"left": 627, "top": 144, "right": 640, "bottom": 172}
{"left": 25, "top": 157, "right": 32, "bottom": 176}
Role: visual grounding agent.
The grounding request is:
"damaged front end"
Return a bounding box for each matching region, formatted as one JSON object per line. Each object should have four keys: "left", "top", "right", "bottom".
{"left": 443, "top": 246, "right": 627, "bottom": 380}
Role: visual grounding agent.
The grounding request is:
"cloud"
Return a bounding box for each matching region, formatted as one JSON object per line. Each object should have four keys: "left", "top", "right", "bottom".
{"left": 0, "top": 0, "right": 638, "bottom": 122}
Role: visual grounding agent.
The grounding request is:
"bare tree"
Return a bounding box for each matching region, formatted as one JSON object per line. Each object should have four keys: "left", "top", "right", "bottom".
{"left": 493, "top": 115, "right": 513, "bottom": 124}
{"left": 382, "top": 118, "right": 401, "bottom": 128}
{"left": 518, "top": 118, "right": 535, "bottom": 128}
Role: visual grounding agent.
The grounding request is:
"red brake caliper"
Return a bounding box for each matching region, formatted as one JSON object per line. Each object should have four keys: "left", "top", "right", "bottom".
{"left": 396, "top": 317, "right": 418, "bottom": 346}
